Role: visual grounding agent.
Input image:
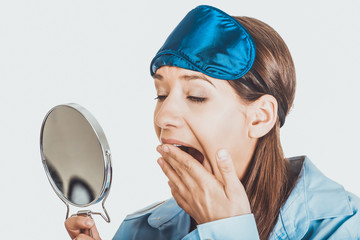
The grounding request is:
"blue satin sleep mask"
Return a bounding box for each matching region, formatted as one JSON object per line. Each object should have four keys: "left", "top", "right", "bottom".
{"left": 150, "top": 5, "right": 256, "bottom": 80}
{"left": 150, "top": 5, "right": 286, "bottom": 127}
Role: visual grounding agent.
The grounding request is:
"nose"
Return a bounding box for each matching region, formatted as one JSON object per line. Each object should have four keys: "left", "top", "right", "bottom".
{"left": 154, "top": 94, "right": 185, "bottom": 130}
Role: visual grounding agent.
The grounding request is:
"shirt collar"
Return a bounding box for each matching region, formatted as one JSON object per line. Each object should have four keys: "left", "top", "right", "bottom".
{"left": 147, "top": 197, "right": 186, "bottom": 228}
{"left": 273, "top": 156, "right": 353, "bottom": 239}
{"left": 147, "top": 156, "right": 353, "bottom": 238}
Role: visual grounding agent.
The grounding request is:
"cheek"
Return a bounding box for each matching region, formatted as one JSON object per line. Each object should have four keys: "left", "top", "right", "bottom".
{"left": 208, "top": 117, "right": 248, "bottom": 159}
{"left": 153, "top": 106, "right": 161, "bottom": 139}
{"left": 201, "top": 105, "right": 248, "bottom": 146}
{"left": 193, "top": 106, "right": 249, "bottom": 174}
{"left": 154, "top": 124, "right": 161, "bottom": 139}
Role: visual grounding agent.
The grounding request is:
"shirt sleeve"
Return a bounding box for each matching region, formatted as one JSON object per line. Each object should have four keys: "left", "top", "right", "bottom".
{"left": 182, "top": 214, "right": 259, "bottom": 240}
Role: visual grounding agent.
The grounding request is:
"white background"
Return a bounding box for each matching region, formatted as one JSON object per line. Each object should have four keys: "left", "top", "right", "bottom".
{"left": 0, "top": 0, "right": 359, "bottom": 239}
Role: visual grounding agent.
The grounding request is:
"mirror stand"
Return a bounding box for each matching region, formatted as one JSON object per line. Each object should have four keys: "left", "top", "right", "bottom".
{"left": 41, "top": 103, "right": 113, "bottom": 237}
{"left": 63, "top": 150, "right": 112, "bottom": 223}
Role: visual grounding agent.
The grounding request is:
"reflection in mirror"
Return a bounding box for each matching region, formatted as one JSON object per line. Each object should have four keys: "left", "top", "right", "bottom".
{"left": 68, "top": 177, "right": 95, "bottom": 205}
{"left": 40, "top": 103, "right": 112, "bottom": 222}
{"left": 42, "top": 105, "right": 105, "bottom": 205}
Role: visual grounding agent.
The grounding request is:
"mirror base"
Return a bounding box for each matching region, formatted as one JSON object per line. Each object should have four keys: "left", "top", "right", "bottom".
{"left": 66, "top": 201, "right": 111, "bottom": 223}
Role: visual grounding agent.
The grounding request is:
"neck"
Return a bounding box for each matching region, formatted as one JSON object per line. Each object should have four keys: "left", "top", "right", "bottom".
{"left": 189, "top": 217, "right": 197, "bottom": 233}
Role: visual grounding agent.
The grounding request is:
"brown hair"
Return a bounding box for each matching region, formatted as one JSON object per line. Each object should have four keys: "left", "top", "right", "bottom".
{"left": 229, "top": 16, "right": 297, "bottom": 239}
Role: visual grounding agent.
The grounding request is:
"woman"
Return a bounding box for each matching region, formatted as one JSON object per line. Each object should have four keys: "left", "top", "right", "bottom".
{"left": 65, "top": 5, "right": 360, "bottom": 240}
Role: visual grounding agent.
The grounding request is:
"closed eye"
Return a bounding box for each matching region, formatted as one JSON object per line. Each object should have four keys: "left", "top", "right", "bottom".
{"left": 154, "top": 95, "right": 167, "bottom": 101}
{"left": 187, "top": 96, "right": 206, "bottom": 103}
{"left": 154, "top": 95, "right": 206, "bottom": 103}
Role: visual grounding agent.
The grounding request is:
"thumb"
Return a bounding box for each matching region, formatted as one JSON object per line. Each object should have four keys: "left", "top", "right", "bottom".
{"left": 216, "top": 149, "right": 242, "bottom": 197}
{"left": 65, "top": 216, "right": 94, "bottom": 238}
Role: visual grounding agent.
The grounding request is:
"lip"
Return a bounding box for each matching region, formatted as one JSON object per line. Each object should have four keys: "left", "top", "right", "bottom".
{"left": 161, "top": 138, "right": 205, "bottom": 156}
{"left": 161, "top": 138, "right": 195, "bottom": 148}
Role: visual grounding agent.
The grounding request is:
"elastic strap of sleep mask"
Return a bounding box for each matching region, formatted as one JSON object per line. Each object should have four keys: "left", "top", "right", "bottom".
{"left": 245, "top": 70, "right": 286, "bottom": 127}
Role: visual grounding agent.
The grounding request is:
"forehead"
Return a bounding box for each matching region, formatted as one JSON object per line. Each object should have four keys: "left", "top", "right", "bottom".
{"left": 154, "top": 66, "right": 205, "bottom": 78}
{"left": 153, "top": 66, "right": 217, "bottom": 86}
{"left": 153, "top": 66, "right": 242, "bottom": 100}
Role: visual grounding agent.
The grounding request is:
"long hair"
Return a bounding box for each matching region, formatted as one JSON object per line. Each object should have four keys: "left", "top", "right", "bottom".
{"left": 230, "top": 16, "right": 297, "bottom": 239}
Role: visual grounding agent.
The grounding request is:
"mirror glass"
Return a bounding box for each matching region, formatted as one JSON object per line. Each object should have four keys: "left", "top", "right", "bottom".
{"left": 40, "top": 103, "right": 111, "bottom": 208}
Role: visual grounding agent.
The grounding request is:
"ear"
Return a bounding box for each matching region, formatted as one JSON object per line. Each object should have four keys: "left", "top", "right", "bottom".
{"left": 247, "top": 95, "right": 278, "bottom": 139}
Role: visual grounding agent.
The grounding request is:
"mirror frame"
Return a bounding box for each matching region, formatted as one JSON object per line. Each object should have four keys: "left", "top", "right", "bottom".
{"left": 40, "top": 103, "right": 112, "bottom": 221}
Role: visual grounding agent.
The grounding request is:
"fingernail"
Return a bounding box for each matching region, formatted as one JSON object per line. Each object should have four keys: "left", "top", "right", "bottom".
{"left": 157, "top": 158, "right": 164, "bottom": 167}
{"left": 85, "top": 219, "right": 93, "bottom": 227}
{"left": 156, "top": 145, "right": 162, "bottom": 153}
{"left": 217, "top": 149, "right": 228, "bottom": 161}
{"left": 162, "top": 145, "right": 169, "bottom": 153}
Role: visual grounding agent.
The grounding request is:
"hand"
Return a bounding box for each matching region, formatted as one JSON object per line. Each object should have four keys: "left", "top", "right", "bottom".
{"left": 65, "top": 216, "right": 102, "bottom": 240}
{"left": 157, "top": 144, "right": 251, "bottom": 225}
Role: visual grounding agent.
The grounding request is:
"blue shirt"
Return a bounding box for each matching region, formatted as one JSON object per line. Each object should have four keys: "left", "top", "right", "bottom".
{"left": 113, "top": 156, "right": 360, "bottom": 239}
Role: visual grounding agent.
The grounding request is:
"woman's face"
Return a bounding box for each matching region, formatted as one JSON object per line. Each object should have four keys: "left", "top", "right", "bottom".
{"left": 153, "top": 66, "right": 257, "bottom": 180}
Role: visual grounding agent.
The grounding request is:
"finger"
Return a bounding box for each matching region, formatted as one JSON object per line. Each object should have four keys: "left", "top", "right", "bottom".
{"left": 157, "top": 145, "right": 199, "bottom": 189}
{"left": 216, "top": 149, "right": 242, "bottom": 198}
{"left": 71, "top": 220, "right": 101, "bottom": 240}
{"left": 82, "top": 227, "right": 101, "bottom": 240}
{"left": 83, "top": 228, "right": 91, "bottom": 235}
{"left": 160, "top": 147, "right": 204, "bottom": 193}
{"left": 157, "top": 157, "right": 189, "bottom": 196}
{"left": 168, "top": 181, "right": 192, "bottom": 215}
{"left": 89, "top": 224, "right": 101, "bottom": 240}
{"left": 74, "top": 233, "right": 95, "bottom": 240}
{"left": 159, "top": 144, "right": 213, "bottom": 185}
{"left": 65, "top": 216, "right": 94, "bottom": 238}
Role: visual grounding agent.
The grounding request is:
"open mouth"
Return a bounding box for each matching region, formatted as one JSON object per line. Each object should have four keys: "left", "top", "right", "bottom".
{"left": 176, "top": 145, "right": 204, "bottom": 164}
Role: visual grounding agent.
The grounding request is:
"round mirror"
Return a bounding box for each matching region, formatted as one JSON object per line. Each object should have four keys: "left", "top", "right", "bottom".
{"left": 40, "top": 103, "right": 112, "bottom": 221}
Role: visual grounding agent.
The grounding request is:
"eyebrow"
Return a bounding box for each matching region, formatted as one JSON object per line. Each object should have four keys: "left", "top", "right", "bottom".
{"left": 153, "top": 73, "right": 164, "bottom": 80}
{"left": 153, "top": 73, "right": 215, "bottom": 87}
